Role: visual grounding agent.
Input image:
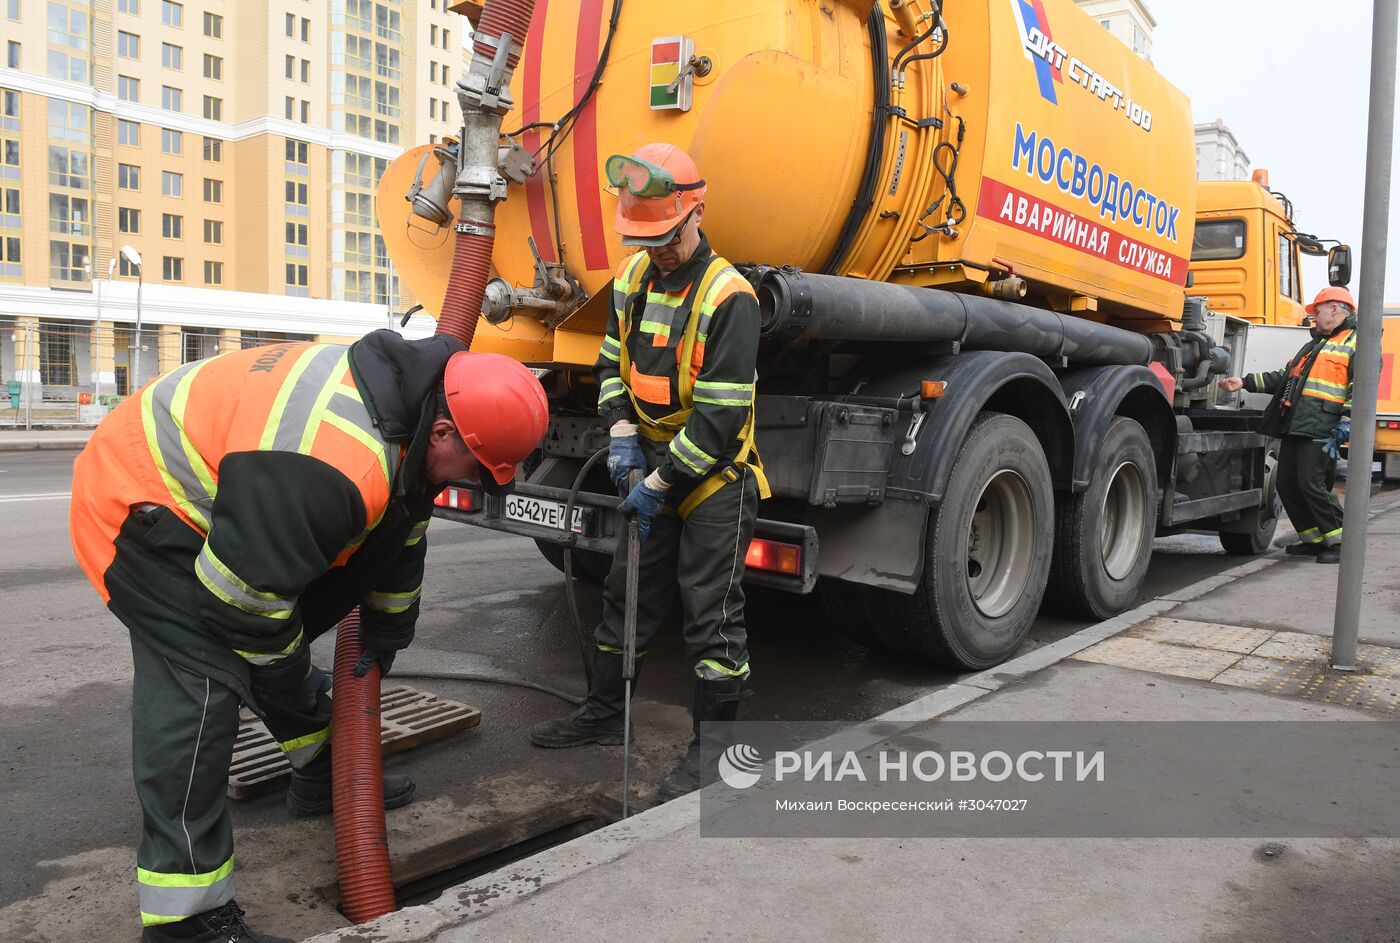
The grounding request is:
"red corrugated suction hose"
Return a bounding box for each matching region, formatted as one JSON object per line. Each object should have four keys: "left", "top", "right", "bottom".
{"left": 331, "top": 607, "right": 396, "bottom": 924}
{"left": 436, "top": 229, "right": 496, "bottom": 348}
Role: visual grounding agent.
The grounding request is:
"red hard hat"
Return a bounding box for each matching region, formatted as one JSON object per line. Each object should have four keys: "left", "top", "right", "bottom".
{"left": 442, "top": 351, "right": 549, "bottom": 487}
{"left": 1305, "top": 286, "right": 1356, "bottom": 315}
{"left": 614, "top": 142, "right": 706, "bottom": 245}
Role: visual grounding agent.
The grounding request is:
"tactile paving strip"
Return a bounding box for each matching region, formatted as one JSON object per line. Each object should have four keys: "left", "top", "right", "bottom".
{"left": 228, "top": 685, "right": 481, "bottom": 799}
{"left": 1070, "top": 620, "right": 1400, "bottom": 715}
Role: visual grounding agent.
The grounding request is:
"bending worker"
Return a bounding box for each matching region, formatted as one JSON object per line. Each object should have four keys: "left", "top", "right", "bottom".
{"left": 530, "top": 143, "right": 769, "bottom": 800}
{"left": 1219, "top": 286, "right": 1358, "bottom": 563}
{"left": 70, "top": 330, "right": 548, "bottom": 942}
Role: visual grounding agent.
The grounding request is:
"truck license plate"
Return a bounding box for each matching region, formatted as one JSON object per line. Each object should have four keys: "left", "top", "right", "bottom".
{"left": 503, "top": 495, "right": 587, "bottom": 533}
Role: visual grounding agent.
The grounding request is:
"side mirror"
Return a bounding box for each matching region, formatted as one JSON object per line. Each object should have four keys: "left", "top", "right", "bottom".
{"left": 1328, "top": 245, "right": 1353, "bottom": 287}
{"left": 1295, "top": 234, "right": 1327, "bottom": 257}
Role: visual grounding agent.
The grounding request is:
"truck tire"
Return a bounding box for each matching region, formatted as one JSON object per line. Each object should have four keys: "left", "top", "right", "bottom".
{"left": 534, "top": 540, "right": 613, "bottom": 584}
{"left": 1046, "top": 417, "right": 1158, "bottom": 619}
{"left": 1219, "top": 448, "right": 1281, "bottom": 556}
{"left": 865, "top": 412, "right": 1054, "bottom": 669}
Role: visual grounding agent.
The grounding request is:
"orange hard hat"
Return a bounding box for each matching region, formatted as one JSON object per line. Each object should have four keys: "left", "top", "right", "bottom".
{"left": 1305, "top": 286, "right": 1356, "bottom": 315}
{"left": 442, "top": 351, "right": 549, "bottom": 488}
{"left": 611, "top": 142, "right": 707, "bottom": 246}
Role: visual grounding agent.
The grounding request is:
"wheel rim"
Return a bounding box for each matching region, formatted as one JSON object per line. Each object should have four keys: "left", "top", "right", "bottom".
{"left": 966, "top": 470, "right": 1037, "bottom": 618}
{"left": 1100, "top": 461, "right": 1147, "bottom": 581}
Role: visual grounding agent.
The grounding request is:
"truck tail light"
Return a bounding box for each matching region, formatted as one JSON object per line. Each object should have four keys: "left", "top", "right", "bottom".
{"left": 434, "top": 486, "right": 476, "bottom": 510}
{"left": 1384, "top": 421, "right": 1400, "bottom": 430}
{"left": 745, "top": 537, "right": 802, "bottom": 575}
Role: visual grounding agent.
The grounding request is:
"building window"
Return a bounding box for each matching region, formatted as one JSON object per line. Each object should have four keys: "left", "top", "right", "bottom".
{"left": 285, "top": 262, "right": 308, "bottom": 295}
{"left": 46, "top": 2, "right": 90, "bottom": 82}
{"left": 202, "top": 178, "right": 222, "bottom": 203}
{"left": 300, "top": 59, "right": 309, "bottom": 83}
{"left": 118, "top": 207, "right": 140, "bottom": 233}
{"left": 48, "top": 193, "right": 90, "bottom": 236}
{"left": 428, "top": 99, "right": 436, "bottom": 120}
{"left": 160, "top": 212, "right": 181, "bottom": 238}
{"left": 202, "top": 11, "right": 221, "bottom": 38}
{"left": 4, "top": 40, "right": 15, "bottom": 69}
{"left": 117, "top": 75, "right": 139, "bottom": 101}
{"left": 0, "top": 235, "right": 20, "bottom": 278}
{"left": 442, "top": 29, "right": 449, "bottom": 49}
{"left": 285, "top": 54, "right": 294, "bottom": 79}
{"left": 202, "top": 53, "right": 221, "bottom": 80}
{"left": 117, "top": 0, "right": 137, "bottom": 12}
{"left": 285, "top": 221, "right": 307, "bottom": 246}
{"left": 161, "top": 0, "right": 180, "bottom": 27}
{"left": 7, "top": 0, "right": 19, "bottom": 19}
{"left": 161, "top": 85, "right": 182, "bottom": 112}
{"left": 161, "top": 42, "right": 181, "bottom": 70}
{"left": 202, "top": 136, "right": 222, "bottom": 162}
{"left": 202, "top": 95, "right": 221, "bottom": 121}
{"left": 118, "top": 255, "right": 137, "bottom": 277}
{"left": 442, "top": 65, "right": 449, "bottom": 86}
{"left": 39, "top": 319, "right": 77, "bottom": 383}
{"left": 202, "top": 218, "right": 221, "bottom": 244}
{"left": 284, "top": 97, "right": 294, "bottom": 120}
{"left": 430, "top": 61, "right": 437, "bottom": 83}
{"left": 430, "top": 24, "right": 437, "bottom": 45}
{"left": 300, "top": 17, "right": 309, "bottom": 41}
{"left": 162, "top": 255, "right": 182, "bottom": 281}
{"left": 203, "top": 259, "right": 221, "bottom": 285}
{"left": 117, "top": 118, "right": 140, "bottom": 146}
{"left": 117, "top": 31, "right": 139, "bottom": 59}
{"left": 285, "top": 12, "right": 294, "bottom": 36}
{"left": 118, "top": 163, "right": 139, "bottom": 190}
{"left": 47, "top": 146, "right": 89, "bottom": 188}
{"left": 48, "top": 240, "right": 89, "bottom": 287}
{"left": 161, "top": 170, "right": 182, "bottom": 197}
{"left": 160, "top": 127, "right": 181, "bottom": 155}
{"left": 299, "top": 100, "right": 309, "bottom": 124}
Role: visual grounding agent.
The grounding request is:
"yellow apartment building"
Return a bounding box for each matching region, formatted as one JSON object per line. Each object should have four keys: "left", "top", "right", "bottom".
{"left": 0, "top": 0, "right": 463, "bottom": 412}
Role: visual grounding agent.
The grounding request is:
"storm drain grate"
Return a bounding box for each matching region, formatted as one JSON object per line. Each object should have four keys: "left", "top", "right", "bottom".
{"left": 228, "top": 685, "right": 481, "bottom": 799}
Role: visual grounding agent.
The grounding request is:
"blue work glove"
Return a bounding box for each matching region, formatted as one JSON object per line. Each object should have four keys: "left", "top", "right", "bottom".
{"left": 1321, "top": 418, "right": 1351, "bottom": 461}
{"left": 618, "top": 476, "right": 667, "bottom": 541}
{"left": 352, "top": 647, "right": 396, "bottom": 679}
{"left": 607, "top": 427, "right": 647, "bottom": 495}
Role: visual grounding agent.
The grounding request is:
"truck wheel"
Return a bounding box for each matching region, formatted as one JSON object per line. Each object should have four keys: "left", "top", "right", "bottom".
{"left": 1219, "top": 449, "right": 1282, "bottom": 555}
{"left": 534, "top": 540, "right": 613, "bottom": 584}
{"left": 870, "top": 413, "right": 1054, "bottom": 669}
{"left": 1046, "top": 417, "right": 1158, "bottom": 619}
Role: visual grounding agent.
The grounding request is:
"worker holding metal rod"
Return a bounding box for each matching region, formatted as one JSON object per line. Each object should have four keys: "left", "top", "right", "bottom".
{"left": 529, "top": 143, "right": 769, "bottom": 801}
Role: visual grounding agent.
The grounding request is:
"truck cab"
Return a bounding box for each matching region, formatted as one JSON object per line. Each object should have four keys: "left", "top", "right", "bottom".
{"left": 1189, "top": 176, "right": 1307, "bottom": 327}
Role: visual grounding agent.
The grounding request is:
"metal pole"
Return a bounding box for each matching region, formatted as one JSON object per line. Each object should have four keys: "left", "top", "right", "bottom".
{"left": 1331, "top": 0, "right": 1398, "bottom": 670}
{"left": 131, "top": 266, "right": 143, "bottom": 393}
{"left": 24, "top": 320, "right": 33, "bottom": 431}
{"left": 93, "top": 271, "right": 102, "bottom": 401}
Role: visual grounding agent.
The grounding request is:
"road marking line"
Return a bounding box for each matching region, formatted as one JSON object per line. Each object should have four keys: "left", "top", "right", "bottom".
{"left": 0, "top": 491, "right": 71, "bottom": 503}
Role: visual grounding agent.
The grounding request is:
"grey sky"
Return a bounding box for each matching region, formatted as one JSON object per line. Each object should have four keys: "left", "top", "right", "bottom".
{"left": 1149, "top": 1, "right": 1399, "bottom": 302}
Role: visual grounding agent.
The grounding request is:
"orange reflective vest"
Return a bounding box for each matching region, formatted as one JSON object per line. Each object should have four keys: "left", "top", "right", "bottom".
{"left": 71, "top": 342, "right": 395, "bottom": 604}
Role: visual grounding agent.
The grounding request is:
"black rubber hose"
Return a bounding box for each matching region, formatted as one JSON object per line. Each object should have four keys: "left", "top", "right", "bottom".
{"left": 389, "top": 670, "right": 584, "bottom": 706}
{"left": 822, "top": 4, "right": 889, "bottom": 275}
{"left": 562, "top": 445, "right": 611, "bottom": 685}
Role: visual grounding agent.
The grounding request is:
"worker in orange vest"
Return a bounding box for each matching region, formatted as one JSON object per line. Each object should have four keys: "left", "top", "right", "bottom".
{"left": 70, "top": 330, "right": 548, "bottom": 942}
{"left": 1220, "top": 286, "right": 1359, "bottom": 563}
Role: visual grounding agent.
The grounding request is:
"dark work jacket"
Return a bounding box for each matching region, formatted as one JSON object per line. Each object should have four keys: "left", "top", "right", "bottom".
{"left": 1245, "top": 315, "right": 1357, "bottom": 439}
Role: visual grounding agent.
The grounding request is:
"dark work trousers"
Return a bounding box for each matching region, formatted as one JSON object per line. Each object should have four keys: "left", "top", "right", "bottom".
{"left": 1277, "top": 435, "right": 1344, "bottom": 547}
{"left": 105, "top": 507, "right": 332, "bottom": 928}
{"left": 594, "top": 465, "right": 759, "bottom": 679}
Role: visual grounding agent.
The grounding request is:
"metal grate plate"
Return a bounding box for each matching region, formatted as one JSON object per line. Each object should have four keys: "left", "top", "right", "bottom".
{"left": 228, "top": 684, "right": 481, "bottom": 800}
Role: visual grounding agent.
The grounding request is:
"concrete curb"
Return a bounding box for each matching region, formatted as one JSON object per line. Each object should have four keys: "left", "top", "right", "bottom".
{"left": 306, "top": 498, "right": 1400, "bottom": 943}
{"left": 0, "top": 438, "right": 89, "bottom": 452}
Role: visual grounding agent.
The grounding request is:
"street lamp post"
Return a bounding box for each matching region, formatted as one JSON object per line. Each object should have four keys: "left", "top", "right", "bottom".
{"left": 120, "top": 245, "right": 143, "bottom": 394}
{"left": 94, "top": 256, "right": 117, "bottom": 401}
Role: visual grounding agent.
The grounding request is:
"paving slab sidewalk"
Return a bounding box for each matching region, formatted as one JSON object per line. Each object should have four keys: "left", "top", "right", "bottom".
{"left": 309, "top": 502, "right": 1400, "bottom": 943}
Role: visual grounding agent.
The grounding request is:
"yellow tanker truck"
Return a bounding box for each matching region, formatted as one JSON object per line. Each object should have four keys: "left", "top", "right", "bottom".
{"left": 379, "top": 0, "right": 1345, "bottom": 668}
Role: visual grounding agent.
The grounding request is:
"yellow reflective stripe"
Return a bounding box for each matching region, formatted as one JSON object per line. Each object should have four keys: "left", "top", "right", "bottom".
{"left": 366, "top": 584, "right": 421, "bottom": 613}
{"left": 138, "top": 858, "right": 235, "bottom": 889}
{"left": 1305, "top": 377, "right": 1348, "bottom": 391}
{"left": 639, "top": 320, "right": 672, "bottom": 336}
{"left": 1297, "top": 527, "right": 1321, "bottom": 542}
{"left": 599, "top": 376, "right": 627, "bottom": 403}
{"left": 693, "top": 380, "right": 754, "bottom": 407}
{"left": 405, "top": 519, "right": 430, "bottom": 546}
{"left": 696, "top": 658, "right": 750, "bottom": 678}
{"left": 279, "top": 725, "right": 330, "bottom": 768}
{"left": 322, "top": 410, "right": 391, "bottom": 488}
{"left": 142, "top": 361, "right": 215, "bottom": 533}
{"left": 645, "top": 290, "right": 685, "bottom": 307}
{"left": 196, "top": 545, "right": 297, "bottom": 622}
{"left": 1301, "top": 389, "right": 1347, "bottom": 404}
{"left": 298, "top": 354, "right": 351, "bottom": 453}
{"left": 232, "top": 630, "right": 303, "bottom": 666}
{"left": 670, "top": 428, "right": 715, "bottom": 475}
{"left": 258, "top": 345, "right": 330, "bottom": 451}
{"left": 599, "top": 335, "right": 622, "bottom": 362}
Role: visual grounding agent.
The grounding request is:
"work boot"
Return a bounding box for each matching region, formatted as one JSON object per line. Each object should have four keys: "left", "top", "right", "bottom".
{"left": 1285, "top": 541, "right": 1325, "bottom": 556}
{"left": 657, "top": 676, "right": 750, "bottom": 801}
{"left": 529, "top": 651, "right": 632, "bottom": 748}
{"left": 285, "top": 748, "right": 416, "bottom": 818}
{"left": 140, "top": 900, "right": 295, "bottom": 942}
{"left": 1316, "top": 545, "right": 1342, "bottom": 564}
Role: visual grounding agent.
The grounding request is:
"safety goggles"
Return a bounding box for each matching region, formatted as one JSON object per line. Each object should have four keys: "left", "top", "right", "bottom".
{"left": 605, "top": 154, "right": 705, "bottom": 199}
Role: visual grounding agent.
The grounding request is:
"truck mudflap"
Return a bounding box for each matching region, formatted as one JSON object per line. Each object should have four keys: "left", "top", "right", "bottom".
{"left": 431, "top": 480, "right": 821, "bottom": 594}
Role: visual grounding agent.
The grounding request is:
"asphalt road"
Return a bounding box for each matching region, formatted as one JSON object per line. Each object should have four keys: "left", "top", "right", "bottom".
{"left": 1, "top": 448, "right": 1389, "bottom": 941}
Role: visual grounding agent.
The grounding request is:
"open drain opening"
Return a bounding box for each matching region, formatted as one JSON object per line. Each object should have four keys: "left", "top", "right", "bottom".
{"left": 330, "top": 794, "right": 620, "bottom": 916}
